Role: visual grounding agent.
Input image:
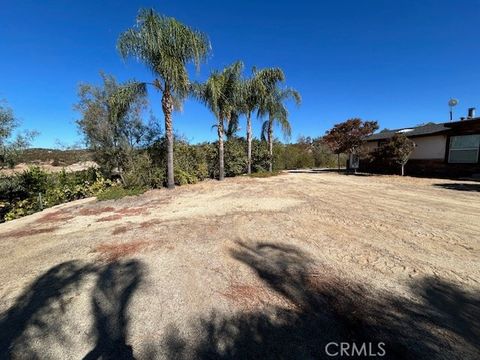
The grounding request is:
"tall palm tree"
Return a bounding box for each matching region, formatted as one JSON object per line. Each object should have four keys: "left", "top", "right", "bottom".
{"left": 192, "top": 61, "right": 243, "bottom": 180}
{"left": 237, "top": 68, "right": 285, "bottom": 174}
{"left": 117, "top": 8, "right": 210, "bottom": 189}
{"left": 260, "top": 87, "right": 301, "bottom": 171}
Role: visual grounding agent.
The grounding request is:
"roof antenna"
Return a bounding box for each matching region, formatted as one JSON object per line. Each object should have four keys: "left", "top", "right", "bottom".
{"left": 448, "top": 98, "right": 458, "bottom": 121}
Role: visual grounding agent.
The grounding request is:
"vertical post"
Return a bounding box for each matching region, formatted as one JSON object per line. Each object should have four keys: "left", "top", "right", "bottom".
{"left": 38, "top": 192, "right": 43, "bottom": 211}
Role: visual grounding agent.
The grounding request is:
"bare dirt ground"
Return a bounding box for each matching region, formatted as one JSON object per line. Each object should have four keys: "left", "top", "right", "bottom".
{"left": 0, "top": 172, "right": 479, "bottom": 359}
{"left": 0, "top": 161, "right": 98, "bottom": 176}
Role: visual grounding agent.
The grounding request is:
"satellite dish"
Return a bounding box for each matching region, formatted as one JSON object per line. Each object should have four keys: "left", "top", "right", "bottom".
{"left": 448, "top": 98, "right": 458, "bottom": 107}
{"left": 448, "top": 98, "right": 458, "bottom": 121}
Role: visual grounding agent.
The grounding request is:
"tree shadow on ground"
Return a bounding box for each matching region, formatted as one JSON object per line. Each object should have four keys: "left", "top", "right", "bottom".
{"left": 0, "top": 261, "right": 96, "bottom": 358}
{"left": 84, "top": 260, "right": 144, "bottom": 360}
{"left": 433, "top": 183, "right": 480, "bottom": 192}
{"left": 0, "top": 259, "right": 144, "bottom": 360}
{"left": 163, "top": 242, "right": 480, "bottom": 360}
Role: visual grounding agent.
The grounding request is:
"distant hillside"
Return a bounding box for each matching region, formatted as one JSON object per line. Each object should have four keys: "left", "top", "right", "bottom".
{"left": 18, "top": 148, "right": 94, "bottom": 166}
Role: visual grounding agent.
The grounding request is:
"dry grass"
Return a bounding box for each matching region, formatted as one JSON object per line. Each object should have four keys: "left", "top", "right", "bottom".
{"left": 94, "top": 240, "right": 150, "bottom": 262}
{"left": 138, "top": 220, "right": 161, "bottom": 229}
{"left": 2, "top": 226, "right": 59, "bottom": 238}
{"left": 112, "top": 226, "right": 130, "bottom": 235}
{"left": 37, "top": 210, "right": 74, "bottom": 224}
{"left": 115, "top": 207, "right": 150, "bottom": 216}
{"left": 96, "top": 214, "right": 123, "bottom": 222}
{"left": 221, "top": 283, "right": 293, "bottom": 311}
{"left": 78, "top": 207, "right": 115, "bottom": 216}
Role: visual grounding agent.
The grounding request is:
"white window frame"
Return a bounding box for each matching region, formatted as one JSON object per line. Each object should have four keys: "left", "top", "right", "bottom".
{"left": 448, "top": 135, "right": 480, "bottom": 164}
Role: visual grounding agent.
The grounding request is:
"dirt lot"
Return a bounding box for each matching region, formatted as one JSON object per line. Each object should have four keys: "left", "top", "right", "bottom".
{"left": 0, "top": 172, "right": 479, "bottom": 359}
{"left": 0, "top": 161, "right": 98, "bottom": 176}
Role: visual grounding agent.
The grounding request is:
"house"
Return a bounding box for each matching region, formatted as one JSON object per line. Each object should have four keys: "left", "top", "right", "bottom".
{"left": 362, "top": 108, "right": 480, "bottom": 177}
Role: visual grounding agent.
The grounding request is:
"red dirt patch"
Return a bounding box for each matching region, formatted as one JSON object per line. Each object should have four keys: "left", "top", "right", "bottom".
{"left": 222, "top": 283, "right": 291, "bottom": 310}
{"left": 112, "top": 226, "right": 129, "bottom": 235}
{"left": 95, "top": 240, "right": 150, "bottom": 261}
{"left": 78, "top": 207, "right": 115, "bottom": 216}
{"left": 2, "top": 226, "right": 59, "bottom": 238}
{"left": 115, "top": 207, "right": 149, "bottom": 216}
{"left": 37, "top": 210, "right": 74, "bottom": 224}
{"left": 96, "top": 214, "right": 123, "bottom": 222}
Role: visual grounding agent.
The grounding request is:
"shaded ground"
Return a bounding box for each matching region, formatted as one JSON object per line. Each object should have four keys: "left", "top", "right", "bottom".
{"left": 0, "top": 173, "right": 479, "bottom": 359}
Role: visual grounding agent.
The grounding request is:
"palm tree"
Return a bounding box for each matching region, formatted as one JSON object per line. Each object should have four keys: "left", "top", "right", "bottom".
{"left": 237, "top": 68, "right": 285, "bottom": 174}
{"left": 192, "top": 61, "right": 243, "bottom": 180}
{"left": 259, "top": 87, "right": 301, "bottom": 172}
{"left": 117, "top": 8, "right": 210, "bottom": 189}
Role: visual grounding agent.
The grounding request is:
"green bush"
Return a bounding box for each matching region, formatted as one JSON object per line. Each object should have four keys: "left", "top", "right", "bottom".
{"left": 0, "top": 166, "right": 114, "bottom": 222}
{"left": 4, "top": 197, "right": 40, "bottom": 221}
{"left": 150, "top": 138, "right": 210, "bottom": 185}
{"left": 174, "top": 141, "right": 209, "bottom": 183}
{"left": 122, "top": 151, "right": 164, "bottom": 189}
{"left": 251, "top": 139, "right": 270, "bottom": 173}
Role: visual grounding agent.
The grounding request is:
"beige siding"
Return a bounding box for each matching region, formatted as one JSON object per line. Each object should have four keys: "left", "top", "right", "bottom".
{"left": 410, "top": 135, "right": 447, "bottom": 160}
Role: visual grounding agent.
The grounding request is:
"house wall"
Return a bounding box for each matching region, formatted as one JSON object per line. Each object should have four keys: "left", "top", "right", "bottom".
{"left": 410, "top": 135, "right": 447, "bottom": 160}
{"left": 361, "top": 119, "right": 480, "bottom": 177}
{"left": 363, "top": 141, "right": 378, "bottom": 152}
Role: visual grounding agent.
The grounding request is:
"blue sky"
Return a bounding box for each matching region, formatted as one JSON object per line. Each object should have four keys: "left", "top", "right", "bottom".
{"left": 1, "top": 0, "right": 479, "bottom": 148}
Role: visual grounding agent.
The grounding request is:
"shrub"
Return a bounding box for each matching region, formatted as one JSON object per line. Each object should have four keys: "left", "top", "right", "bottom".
{"left": 4, "top": 198, "right": 40, "bottom": 221}
{"left": 150, "top": 137, "right": 209, "bottom": 185}
{"left": 18, "top": 166, "right": 49, "bottom": 196}
{"left": 0, "top": 167, "right": 114, "bottom": 222}
{"left": 273, "top": 143, "right": 315, "bottom": 170}
{"left": 122, "top": 151, "right": 163, "bottom": 189}
{"left": 251, "top": 139, "right": 270, "bottom": 173}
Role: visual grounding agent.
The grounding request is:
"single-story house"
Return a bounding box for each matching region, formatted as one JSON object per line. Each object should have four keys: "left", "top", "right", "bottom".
{"left": 361, "top": 110, "right": 480, "bottom": 177}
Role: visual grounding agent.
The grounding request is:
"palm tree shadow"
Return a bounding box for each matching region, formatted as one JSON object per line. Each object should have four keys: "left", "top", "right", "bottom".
{"left": 83, "top": 260, "right": 144, "bottom": 360}
{"left": 0, "top": 259, "right": 144, "bottom": 360}
{"left": 163, "top": 242, "right": 480, "bottom": 360}
{"left": 0, "top": 261, "right": 96, "bottom": 358}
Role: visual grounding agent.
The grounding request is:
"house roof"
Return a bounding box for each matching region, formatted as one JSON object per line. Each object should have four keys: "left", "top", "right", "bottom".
{"left": 366, "top": 123, "right": 449, "bottom": 141}
{"left": 366, "top": 117, "right": 480, "bottom": 141}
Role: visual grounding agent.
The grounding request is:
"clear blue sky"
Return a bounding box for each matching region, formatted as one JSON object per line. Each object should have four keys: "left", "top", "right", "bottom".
{"left": 1, "top": 0, "right": 479, "bottom": 148}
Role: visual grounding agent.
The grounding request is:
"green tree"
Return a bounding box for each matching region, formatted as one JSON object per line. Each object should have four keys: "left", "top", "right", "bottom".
{"left": 75, "top": 73, "right": 160, "bottom": 186}
{"left": 259, "top": 87, "right": 301, "bottom": 172}
{"left": 118, "top": 8, "right": 210, "bottom": 189}
{"left": 192, "top": 61, "right": 243, "bottom": 180}
{"left": 236, "top": 67, "right": 285, "bottom": 174}
{"left": 0, "top": 100, "right": 37, "bottom": 169}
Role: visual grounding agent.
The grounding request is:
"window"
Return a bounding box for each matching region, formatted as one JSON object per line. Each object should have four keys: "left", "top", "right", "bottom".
{"left": 448, "top": 135, "right": 480, "bottom": 164}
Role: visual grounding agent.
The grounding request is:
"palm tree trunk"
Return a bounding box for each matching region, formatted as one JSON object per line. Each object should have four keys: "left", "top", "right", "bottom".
{"left": 401, "top": 164, "right": 405, "bottom": 176}
{"left": 246, "top": 112, "right": 252, "bottom": 174}
{"left": 268, "top": 117, "right": 273, "bottom": 172}
{"left": 218, "top": 118, "right": 225, "bottom": 181}
{"left": 337, "top": 153, "right": 340, "bottom": 171}
{"left": 162, "top": 88, "right": 175, "bottom": 189}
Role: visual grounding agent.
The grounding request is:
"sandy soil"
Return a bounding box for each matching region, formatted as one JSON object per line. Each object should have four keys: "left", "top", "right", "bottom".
{"left": 0, "top": 172, "right": 479, "bottom": 359}
{"left": 0, "top": 161, "right": 98, "bottom": 175}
